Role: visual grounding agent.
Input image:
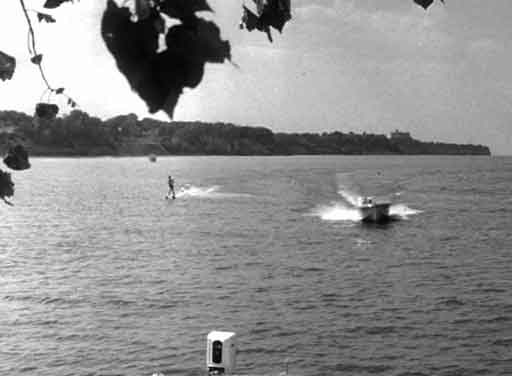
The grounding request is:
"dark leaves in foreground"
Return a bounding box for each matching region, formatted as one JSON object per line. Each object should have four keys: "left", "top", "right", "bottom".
{"left": 3, "top": 145, "right": 30, "bottom": 171}
{"left": 30, "top": 54, "right": 43, "bottom": 65}
{"left": 157, "top": 0, "right": 212, "bottom": 21}
{"left": 0, "top": 169, "right": 14, "bottom": 206}
{"left": 240, "top": 0, "right": 291, "bottom": 42}
{"left": 101, "top": 0, "right": 230, "bottom": 118}
{"left": 43, "top": 0, "right": 74, "bottom": 9}
{"left": 0, "top": 50, "right": 16, "bottom": 81}
{"left": 37, "top": 12, "right": 56, "bottom": 23}
{"left": 35, "top": 102, "right": 59, "bottom": 120}
{"left": 413, "top": 0, "right": 445, "bottom": 9}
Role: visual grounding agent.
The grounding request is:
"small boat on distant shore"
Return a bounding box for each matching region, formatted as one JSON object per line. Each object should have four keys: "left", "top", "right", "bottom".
{"left": 357, "top": 196, "right": 391, "bottom": 223}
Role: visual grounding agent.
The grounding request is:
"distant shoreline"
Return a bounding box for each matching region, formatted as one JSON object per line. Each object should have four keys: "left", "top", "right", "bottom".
{"left": 24, "top": 153, "right": 494, "bottom": 158}
{"left": 1, "top": 110, "right": 491, "bottom": 156}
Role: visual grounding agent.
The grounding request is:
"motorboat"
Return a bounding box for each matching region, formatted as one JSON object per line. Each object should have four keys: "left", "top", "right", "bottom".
{"left": 357, "top": 196, "right": 391, "bottom": 223}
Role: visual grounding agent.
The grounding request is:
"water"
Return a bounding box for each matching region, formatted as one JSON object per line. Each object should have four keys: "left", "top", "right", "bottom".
{"left": 1, "top": 155, "right": 511, "bottom": 376}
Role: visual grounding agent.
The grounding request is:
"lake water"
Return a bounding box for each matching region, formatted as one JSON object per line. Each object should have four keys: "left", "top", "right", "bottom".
{"left": 1, "top": 156, "right": 511, "bottom": 376}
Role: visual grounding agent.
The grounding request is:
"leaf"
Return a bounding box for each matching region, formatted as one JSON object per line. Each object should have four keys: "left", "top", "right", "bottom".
{"left": 55, "top": 87, "right": 65, "bottom": 94}
{"left": 240, "top": 0, "right": 291, "bottom": 42}
{"left": 30, "top": 54, "right": 43, "bottom": 65}
{"left": 0, "top": 50, "right": 16, "bottom": 81}
{"left": 43, "top": 0, "right": 74, "bottom": 9}
{"left": 0, "top": 169, "right": 15, "bottom": 204}
{"left": 35, "top": 102, "right": 59, "bottom": 119}
{"left": 3, "top": 145, "right": 31, "bottom": 171}
{"left": 153, "top": 14, "right": 166, "bottom": 34}
{"left": 135, "top": 0, "right": 151, "bottom": 20}
{"left": 258, "top": 0, "right": 292, "bottom": 32}
{"left": 413, "top": 0, "right": 444, "bottom": 10}
{"left": 101, "top": 0, "right": 231, "bottom": 118}
{"left": 37, "top": 12, "right": 56, "bottom": 23}
{"left": 240, "top": 6, "right": 259, "bottom": 31}
{"left": 158, "top": 0, "right": 212, "bottom": 21}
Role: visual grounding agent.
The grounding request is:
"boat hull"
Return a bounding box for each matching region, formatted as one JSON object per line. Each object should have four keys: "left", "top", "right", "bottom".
{"left": 359, "top": 203, "right": 391, "bottom": 223}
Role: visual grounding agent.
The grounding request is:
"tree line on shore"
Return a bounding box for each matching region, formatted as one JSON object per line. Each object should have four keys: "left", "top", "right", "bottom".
{"left": 0, "top": 109, "right": 490, "bottom": 156}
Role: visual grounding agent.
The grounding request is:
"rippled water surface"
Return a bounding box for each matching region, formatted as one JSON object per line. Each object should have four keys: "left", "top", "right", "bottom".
{"left": 1, "top": 156, "right": 511, "bottom": 376}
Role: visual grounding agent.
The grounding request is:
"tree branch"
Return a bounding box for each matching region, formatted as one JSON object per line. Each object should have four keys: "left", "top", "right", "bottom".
{"left": 18, "top": 0, "right": 78, "bottom": 110}
{"left": 19, "top": 0, "right": 53, "bottom": 90}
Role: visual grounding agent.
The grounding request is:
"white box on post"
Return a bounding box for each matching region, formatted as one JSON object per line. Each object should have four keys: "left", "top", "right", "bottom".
{"left": 206, "top": 331, "right": 237, "bottom": 374}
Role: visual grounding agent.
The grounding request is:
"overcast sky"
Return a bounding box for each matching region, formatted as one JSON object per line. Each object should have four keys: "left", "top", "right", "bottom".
{"left": 1, "top": 0, "right": 511, "bottom": 154}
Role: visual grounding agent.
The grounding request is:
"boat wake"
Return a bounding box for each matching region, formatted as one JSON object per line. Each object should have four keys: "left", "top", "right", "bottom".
{"left": 311, "top": 203, "right": 363, "bottom": 222}
{"left": 389, "top": 203, "right": 422, "bottom": 219}
{"left": 311, "top": 189, "right": 421, "bottom": 222}
{"left": 338, "top": 189, "right": 363, "bottom": 207}
{"left": 175, "top": 185, "right": 251, "bottom": 199}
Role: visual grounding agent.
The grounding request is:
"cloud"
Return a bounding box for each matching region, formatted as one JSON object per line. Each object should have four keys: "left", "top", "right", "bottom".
{"left": 290, "top": 0, "right": 449, "bottom": 54}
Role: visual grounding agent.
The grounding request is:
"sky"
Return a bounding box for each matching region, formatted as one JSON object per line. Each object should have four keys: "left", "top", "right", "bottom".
{"left": 1, "top": 0, "right": 511, "bottom": 154}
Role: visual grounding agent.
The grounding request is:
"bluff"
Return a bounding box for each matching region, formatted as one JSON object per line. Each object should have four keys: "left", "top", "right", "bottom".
{"left": 0, "top": 110, "right": 491, "bottom": 156}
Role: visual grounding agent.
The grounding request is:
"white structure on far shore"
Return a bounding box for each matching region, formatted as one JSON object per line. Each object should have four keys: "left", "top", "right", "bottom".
{"left": 388, "top": 129, "right": 413, "bottom": 141}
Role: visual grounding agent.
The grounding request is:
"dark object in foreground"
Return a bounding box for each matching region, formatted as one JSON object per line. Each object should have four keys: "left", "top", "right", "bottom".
{"left": 0, "top": 169, "right": 14, "bottom": 206}
{"left": 4, "top": 144, "right": 31, "bottom": 171}
{"left": 43, "top": 0, "right": 73, "bottom": 9}
{"left": 413, "top": 0, "right": 444, "bottom": 10}
{"left": 35, "top": 103, "right": 59, "bottom": 120}
{"left": 240, "top": 0, "right": 291, "bottom": 42}
{"left": 0, "top": 50, "right": 16, "bottom": 81}
{"left": 101, "top": 0, "right": 231, "bottom": 118}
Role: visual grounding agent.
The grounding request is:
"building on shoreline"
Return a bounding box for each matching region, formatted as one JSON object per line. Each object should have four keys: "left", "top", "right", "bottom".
{"left": 389, "top": 130, "right": 413, "bottom": 141}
